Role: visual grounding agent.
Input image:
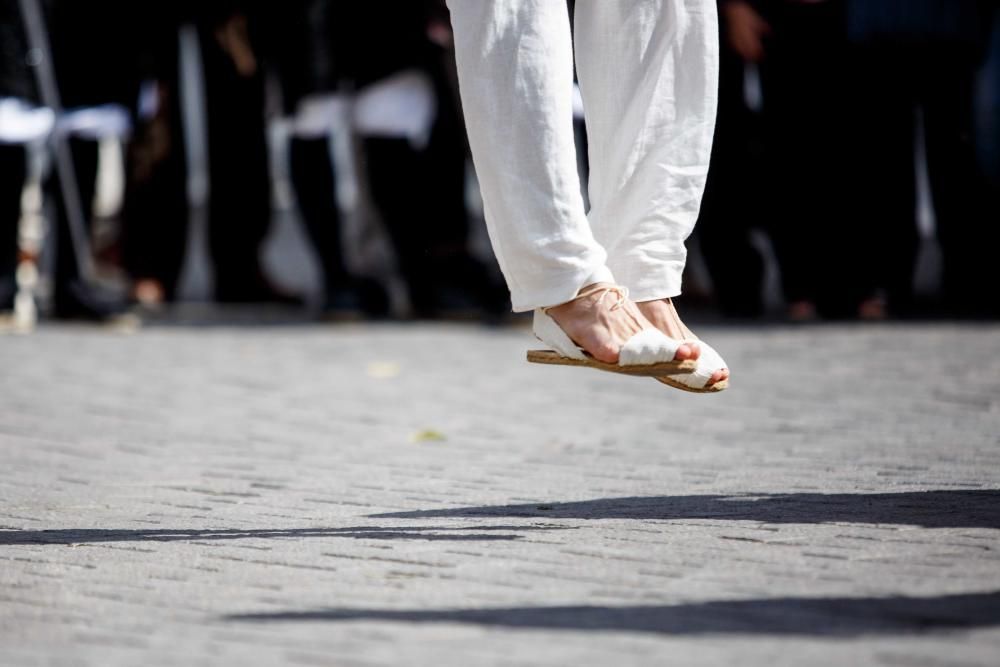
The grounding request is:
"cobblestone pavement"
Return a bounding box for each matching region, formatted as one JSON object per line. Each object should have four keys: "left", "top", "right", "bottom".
{"left": 1, "top": 319, "right": 999, "bottom": 666}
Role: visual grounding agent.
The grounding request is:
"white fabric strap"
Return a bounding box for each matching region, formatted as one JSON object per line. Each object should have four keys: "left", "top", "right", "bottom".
{"left": 533, "top": 310, "right": 587, "bottom": 360}
{"left": 618, "top": 329, "right": 682, "bottom": 366}
{"left": 672, "top": 340, "right": 726, "bottom": 389}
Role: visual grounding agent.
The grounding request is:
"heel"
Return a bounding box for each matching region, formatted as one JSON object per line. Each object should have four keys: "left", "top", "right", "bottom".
{"left": 532, "top": 309, "right": 587, "bottom": 360}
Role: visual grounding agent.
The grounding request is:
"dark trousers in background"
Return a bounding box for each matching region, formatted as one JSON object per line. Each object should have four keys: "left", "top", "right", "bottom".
{"left": 363, "top": 118, "right": 467, "bottom": 314}
{"left": 695, "top": 44, "right": 767, "bottom": 318}
{"left": 198, "top": 25, "right": 273, "bottom": 302}
{"left": 288, "top": 136, "right": 350, "bottom": 296}
{"left": 121, "top": 79, "right": 189, "bottom": 301}
{"left": 852, "top": 46, "right": 1000, "bottom": 317}
{"left": 0, "top": 143, "right": 26, "bottom": 307}
{"left": 363, "top": 79, "right": 506, "bottom": 317}
{"left": 49, "top": 137, "right": 99, "bottom": 309}
{"left": 760, "top": 0, "right": 857, "bottom": 316}
{"left": 122, "top": 24, "right": 278, "bottom": 304}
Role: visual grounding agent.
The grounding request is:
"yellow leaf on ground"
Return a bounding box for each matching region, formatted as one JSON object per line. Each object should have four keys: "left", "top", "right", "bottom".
{"left": 410, "top": 429, "right": 446, "bottom": 443}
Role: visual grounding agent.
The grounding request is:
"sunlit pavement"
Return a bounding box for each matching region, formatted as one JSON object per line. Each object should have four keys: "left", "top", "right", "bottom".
{"left": 2, "top": 318, "right": 999, "bottom": 666}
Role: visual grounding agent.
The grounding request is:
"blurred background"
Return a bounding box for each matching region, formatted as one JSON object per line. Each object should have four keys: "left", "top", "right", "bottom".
{"left": 0, "top": 0, "right": 997, "bottom": 328}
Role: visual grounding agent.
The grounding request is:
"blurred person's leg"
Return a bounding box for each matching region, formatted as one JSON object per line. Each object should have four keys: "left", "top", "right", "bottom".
{"left": 922, "top": 50, "right": 1000, "bottom": 318}
{"left": 51, "top": 137, "right": 99, "bottom": 291}
{"left": 288, "top": 136, "right": 348, "bottom": 301}
{"left": 760, "top": 0, "right": 853, "bottom": 318}
{"left": 122, "top": 84, "right": 189, "bottom": 304}
{"left": 976, "top": 11, "right": 1000, "bottom": 189}
{"left": 289, "top": 134, "right": 388, "bottom": 317}
{"left": 264, "top": 0, "right": 386, "bottom": 316}
{"left": 848, "top": 45, "right": 920, "bottom": 316}
{"left": 198, "top": 20, "right": 297, "bottom": 305}
{"left": 363, "top": 136, "right": 435, "bottom": 313}
{"left": 694, "top": 41, "right": 765, "bottom": 318}
{"left": 361, "top": 72, "right": 508, "bottom": 318}
{"left": 0, "top": 143, "right": 26, "bottom": 310}
{"left": 49, "top": 137, "right": 121, "bottom": 320}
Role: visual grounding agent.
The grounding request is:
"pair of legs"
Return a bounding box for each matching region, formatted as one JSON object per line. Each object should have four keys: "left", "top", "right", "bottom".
{"left": 852, "top": 44, "right": 1000, "bottom": 318}
{"left": 447, "top": 0, "right": 726, "bottom": 382}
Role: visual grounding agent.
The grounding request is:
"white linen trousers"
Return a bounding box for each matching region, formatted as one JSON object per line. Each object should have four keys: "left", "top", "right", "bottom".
{"left": 447, "top": 0, "right": 719, "bottom": 312}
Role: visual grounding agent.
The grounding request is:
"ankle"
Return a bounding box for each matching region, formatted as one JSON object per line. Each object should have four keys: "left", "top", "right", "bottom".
{"left": 635, "top": 297, "right": 670, "bottom": 314}
{"left": 635, "top": 297, "right": 674, "bottom": 325}
{"left": 547, "top": 283, "right": 625, "bottom": 317}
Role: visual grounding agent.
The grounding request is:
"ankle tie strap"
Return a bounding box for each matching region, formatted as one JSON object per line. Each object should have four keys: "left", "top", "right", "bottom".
{"left": 543, "top": 283, "right": 630, "bottom": 313}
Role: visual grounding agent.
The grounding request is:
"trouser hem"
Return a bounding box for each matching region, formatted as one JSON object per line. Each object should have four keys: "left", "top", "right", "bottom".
{"left": 509, "top": 264, "right": 615, "bottom": 312}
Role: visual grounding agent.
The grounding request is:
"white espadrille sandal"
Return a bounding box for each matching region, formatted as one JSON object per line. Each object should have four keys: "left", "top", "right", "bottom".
{"left": 526, "top": 284, "right": 697, "bottom": 377}
{"left": 655, "top": 338, "right": 729, "bottom": 393}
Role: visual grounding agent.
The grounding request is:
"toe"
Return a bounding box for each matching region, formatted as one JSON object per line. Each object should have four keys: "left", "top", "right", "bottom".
{"left": 674, "top": 342, "right": 700, "bottom": 361}
{"left": 708, "top": 368, "right": 729, "bottom": 386}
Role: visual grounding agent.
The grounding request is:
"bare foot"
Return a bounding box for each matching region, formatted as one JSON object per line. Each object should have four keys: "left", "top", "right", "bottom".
{"left": 635, "top": 298, "right": 729, "bottom": 386}
{"left": 546, "top": 285, "right": 699, "bottom": 365}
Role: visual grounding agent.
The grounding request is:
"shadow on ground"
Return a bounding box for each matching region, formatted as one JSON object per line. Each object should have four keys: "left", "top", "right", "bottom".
{"left": 0, "top": 525, "right": 563, "bottom": 546}
{"left": 225, "top": 590, "right": 1000, "bottom": 636}
{"left": 371, "top": 490, "right": 1000, "bottom": 529}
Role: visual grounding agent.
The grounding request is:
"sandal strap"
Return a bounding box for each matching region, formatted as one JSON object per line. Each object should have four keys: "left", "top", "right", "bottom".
{"left": 542, "top": 283, "right": 629, "bottom": 314}
{"left": 532, "top": 309, "right": 587, "bottom": 360}
{"left": 672, "top": 339, "right": 727, "bottom": 389}
{"left": 619, "top": 329, "right": 682, "bottom": 366}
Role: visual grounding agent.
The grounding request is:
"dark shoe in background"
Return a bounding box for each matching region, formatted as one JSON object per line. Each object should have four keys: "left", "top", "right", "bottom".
{"left": 0, "top": 278, "right": 16, "bottom": 314}
{"left": 322, "top": 277, "right": 391, "bottom": 320}
{"left": 408, "top": 254, "right": 509, "bottom": 321}
{"left": 214, "top": 271, "right": 304, "bottom": 306}
{"left": 51, "top": 280, "right": 127, "bottom": 322}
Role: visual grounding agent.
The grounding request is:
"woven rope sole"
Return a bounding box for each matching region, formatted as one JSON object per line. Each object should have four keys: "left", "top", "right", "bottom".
{"left": 656, "top": 376, "right": 729, "bottom": 393}
{"left": 526, "top": 350, "right": 697, "bottom": 377}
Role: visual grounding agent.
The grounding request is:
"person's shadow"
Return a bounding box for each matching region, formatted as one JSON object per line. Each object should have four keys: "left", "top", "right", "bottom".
{"left": 225, "top": 590, "right": 1000, "bottom": 637}
{"left": 222, "top": 489, "right": 1000, "bottom": 636}
{"left": 0, "top": 524, "right": 560, "bottom": 546}
{"left": 369, "top": 489, "right": 1000, "bottom": 529}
